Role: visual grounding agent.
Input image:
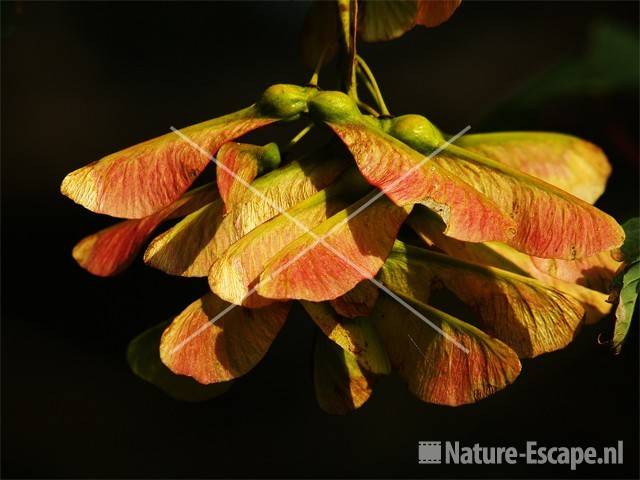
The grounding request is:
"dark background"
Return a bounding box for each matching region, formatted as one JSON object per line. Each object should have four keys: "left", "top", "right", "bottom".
{"left": 2, "top": 1, "right": 639, "bottom": 478}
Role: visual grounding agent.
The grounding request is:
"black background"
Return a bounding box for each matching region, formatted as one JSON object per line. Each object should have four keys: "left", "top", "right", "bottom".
{"left": 2, "top": 1, "right": 639, "bottom": 478}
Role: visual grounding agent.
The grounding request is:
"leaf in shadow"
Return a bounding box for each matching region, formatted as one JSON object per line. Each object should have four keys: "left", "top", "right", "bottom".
{"left": 313, "top": 331, "right": 375, "bottom": 415}
{"left": 127, "top": 322, "right": 232, "bottom": 402}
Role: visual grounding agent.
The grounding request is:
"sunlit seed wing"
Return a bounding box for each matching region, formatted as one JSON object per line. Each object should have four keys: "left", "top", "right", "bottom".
{"left": 257, "top": 193, "right": 411, "bottom": 303}
{"left": 143, "top": 200, "right": 225, "bottom": 277}
{"left": 144, "top": 151, "right": 349, "bottom": 277}
{"left": 128, "top": 322, "right": 232, "bottom": 402}
{"left": 61, "top": 105, "right": 274, "bottom": 218}
{"left": 159, "top": 293, "right": 290, "bottom": 384}
{"left": 216, "top": 142, "right": 261, "bottom": 212}
{"left": 371, "top": 295, "right": 521, "bottom": 406}
{"left": 455, "top": 132, "right": 611, "bottom": 204}
{"left": 431, "top": 143, "right": 624, "bottom": 259}
{"left": 529, "top": 253, "right": 619, "bottom": 292}
{"left": 382, "top": 241, "right": 588, "bottom": 358}
{"left": 72, "top": 183, "right": 217, "bottom": 276}
{"left": 209, "top": 169, "right": 370, "bottom": 307}
{"left": 408, "top": 208, "right": 614, "bottom": 324}
{"left": 324, "top": 119, "right": 517, "bottom": 243}
{"left": 409, "top": 205, "right": 618, "bottom": 286}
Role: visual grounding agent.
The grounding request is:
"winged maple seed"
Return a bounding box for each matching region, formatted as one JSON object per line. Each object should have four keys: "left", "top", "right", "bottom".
{"left": 62, "top": 1, "right": 631, "bottom": 413}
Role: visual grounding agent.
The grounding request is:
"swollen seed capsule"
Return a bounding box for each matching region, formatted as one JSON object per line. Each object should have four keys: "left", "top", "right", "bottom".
{"left": 388, "top": 114, "right": 444, "bottom": 152}
{"left": 257, "top": 84, "right": 313, "bottom": 119}
{"left": 258, "top": 142, "right": 281, "bottom": 172}
{"left": 308, "top": 91, "right": 361, "bottom": 123}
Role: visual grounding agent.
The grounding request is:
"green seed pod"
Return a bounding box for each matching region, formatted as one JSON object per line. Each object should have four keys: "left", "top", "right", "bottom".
{"left": 257, "top": 84, "right": 313, "bottom": 119}
{"left": 388, "top": 114, "right": 444, "bottom": 151}
{"left": 258, "top": 142, "right": 281, "bottom": 172}
{"left": 308, "top": 91, "right": 361, "bottom": 123}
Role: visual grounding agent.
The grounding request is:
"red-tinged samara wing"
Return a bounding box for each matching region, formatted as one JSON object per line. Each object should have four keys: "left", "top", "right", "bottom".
{"left": 61, "top": 106, "right": 274, "bottom": 219}
{"left": 408, "top": 208, "right": 615, "bottom": 324}
{"left": 72, "top": 183, "right": 217, "bottom": 276}
{"left": 216, "top": 142, "right": 281, "bottom": 212}
{"left": 61, "top": 84, "right": 317, "bottom": 218}
{"left": 209, "top": 169, "right": 372, "bottom": 307}
{"left": 384, "top": 114, "right": 624, "bottom": 259}
{"left": 160, "top": 293, "right": 290, "bottom": 384}
{"left": 308, "top": 92, "right": 516, "bottom": 244}
{"left": 381, "top": 241, "right": 588, "bottom": 358}
{"left": 455, "top": 131, "right": 611, "bottom": 204}
{"left": 256, "top": 191, "right": 411, "bottom": 303}
{"left": 371, "top": 295, "right": 521, "bottom": 406}
{"left": 144, "top": 147, "right": 350, "bottom": 277}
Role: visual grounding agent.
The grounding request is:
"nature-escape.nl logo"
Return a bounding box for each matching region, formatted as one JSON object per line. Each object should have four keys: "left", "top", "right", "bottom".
{"left": 418, "top": 441, "right": 623, "bottom": 471}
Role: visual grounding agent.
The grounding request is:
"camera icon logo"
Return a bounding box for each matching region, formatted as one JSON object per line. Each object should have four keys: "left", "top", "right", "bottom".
{"left": 419, "top": 441, "right": 442, "bottom": 464}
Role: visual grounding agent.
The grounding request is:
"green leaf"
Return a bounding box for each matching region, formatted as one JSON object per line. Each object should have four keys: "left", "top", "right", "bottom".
{"left": 619, "top": 218, "right": 640, "bottom": 262}
{"left": 609, "top": 218, "right": 640, "bottom": 353}
{"left": 127, "top": 322, "right": 232, "bottom": 402}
